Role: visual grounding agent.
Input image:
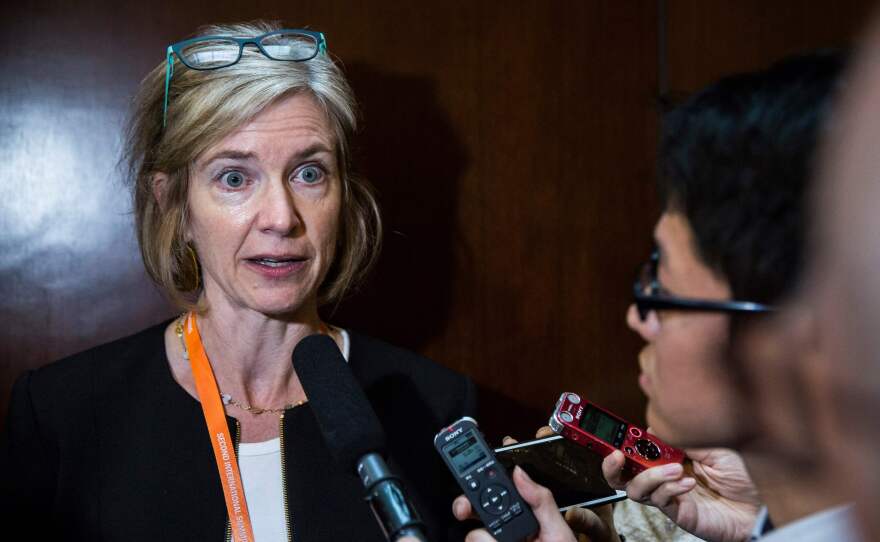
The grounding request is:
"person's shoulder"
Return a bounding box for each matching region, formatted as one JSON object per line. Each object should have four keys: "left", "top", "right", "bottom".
{"left": 6, "top": 320, "right": 172, "bottom": 442}
{"left": 346, "top": 330, "right": 477, "bottom": 422}
{"left": 23, "top": 320, "right": 170, "bottom": 403}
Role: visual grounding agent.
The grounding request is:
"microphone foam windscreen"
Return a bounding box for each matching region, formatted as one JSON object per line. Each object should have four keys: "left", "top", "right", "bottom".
{"left": 293, "top": 334, "right": 387, "bottom": 473}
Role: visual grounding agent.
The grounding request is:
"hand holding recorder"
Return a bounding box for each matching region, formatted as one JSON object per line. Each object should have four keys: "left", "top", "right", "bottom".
{"left": 436, "top": 417, "right": 540, "bottom": 541}
{"left": 603, "top": 447, "right": 761, "bottom": 542}
{"left": 452, "top": 430, "right": 623, "bottom": 542}
{"left": 550, "top": 392, "right": 759, "bottom": 541}
{"left": 459, "top": 467, "right": 580, "bottom": 542}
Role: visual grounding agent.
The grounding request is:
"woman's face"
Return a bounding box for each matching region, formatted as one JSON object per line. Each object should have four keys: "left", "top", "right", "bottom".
{"left": 185, "top": 93, "right": 341, "bottom": 318}
{"left": 626, "top": 212, "right": 751, "bottom": 448}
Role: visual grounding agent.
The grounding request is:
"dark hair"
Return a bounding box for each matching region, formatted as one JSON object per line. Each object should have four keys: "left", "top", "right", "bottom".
{"left": 660, "top": 51, "right": 845, "bottom": 303}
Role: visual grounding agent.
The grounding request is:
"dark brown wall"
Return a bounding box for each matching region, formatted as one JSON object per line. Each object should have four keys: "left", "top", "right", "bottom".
{"left": 666, "top": 0, "right": 873, "bottom": 95}
{"left": 0, "top": 1, "right": 870, "bottom": 443}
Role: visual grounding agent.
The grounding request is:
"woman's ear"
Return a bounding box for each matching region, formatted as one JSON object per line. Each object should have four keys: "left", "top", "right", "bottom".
{"left": 151, "top": 172, "right": 170, "bottom": 212}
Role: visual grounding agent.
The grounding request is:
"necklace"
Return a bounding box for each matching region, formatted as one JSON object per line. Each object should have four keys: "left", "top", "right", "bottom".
{"left": 175, "top": 314, "right": 309, "bottom": 416}
{"left": 220, "top": 393, "right": 304, "bottom": 415}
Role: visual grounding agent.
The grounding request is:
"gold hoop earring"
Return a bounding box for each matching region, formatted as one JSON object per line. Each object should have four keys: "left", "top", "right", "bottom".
{"left": 186, "top": 244, "right": 200, "bottom": 291}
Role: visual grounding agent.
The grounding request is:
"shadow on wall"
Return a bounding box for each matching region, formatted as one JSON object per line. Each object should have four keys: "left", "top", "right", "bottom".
{"left": 329, "top": 62, "right": 468, "bottom": 353}
{"left": 327, "top": 63, "right": 548, "bottom": 440}
{"left": 476, "top": 386, "right": 551, "bottom": 445}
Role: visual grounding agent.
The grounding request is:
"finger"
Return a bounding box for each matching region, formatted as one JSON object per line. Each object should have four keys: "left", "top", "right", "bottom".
{"left": 591, "top": 503, "right": 616, "bottom": 526}
{"left": 464, "top": 528, "right": 496, "bottom": 542}
{"left": 680, "top": 447, "right": 713, "bottom": 464}
{"left": 624, "top": 463, "right": 685, "bottom": 503}
{"left": 512, "top": 466, "right": 577, "bottom": 541}
{"left": 453, "top": 494, "right": 476, "bottom": 520}
{"left": 563, "top": 506, "right": 612, "bottom": 540}
{"left": 502, "top": 435, "right": 518, "bottom": 446}
{"left": 643, "top": 477, "right": 696, "bottom": 508}
{"left": 601, "top": 451, "right": 627, "bottom": 489}
{"left": 536, "top": 425, "right": 555, "bottom": 439}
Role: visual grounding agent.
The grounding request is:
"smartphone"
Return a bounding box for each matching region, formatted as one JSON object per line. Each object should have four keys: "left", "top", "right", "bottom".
{"left": 494, "top": 435, "right": 627, "bottom": 511}
{"left": 549, "top": 392, "right": 684, "bottom": 477}
{"left": 435, "top": 417, "right": 539, "bottom": 541}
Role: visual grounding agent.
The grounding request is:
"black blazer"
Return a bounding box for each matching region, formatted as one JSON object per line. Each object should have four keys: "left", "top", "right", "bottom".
{"left": 1, "top": 322, "right": 477, "bottom": 541}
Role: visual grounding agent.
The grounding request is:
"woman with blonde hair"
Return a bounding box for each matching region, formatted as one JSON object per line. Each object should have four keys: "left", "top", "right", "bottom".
{"left": 2, "top": 20, "right": 475, "bottom": 541}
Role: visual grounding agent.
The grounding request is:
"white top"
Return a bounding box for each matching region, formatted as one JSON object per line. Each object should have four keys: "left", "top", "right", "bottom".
{"left": 238, "top": 438, "right": 286, "bottom": 541}
{"left": 757, "top": 504, "right": 862, "bottom": 542}
{"left": 237, "top": 329, "right": 350, "bottom": 542}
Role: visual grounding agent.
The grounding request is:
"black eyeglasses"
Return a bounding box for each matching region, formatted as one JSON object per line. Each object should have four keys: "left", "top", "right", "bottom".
{"left": 633, "top": 250, "right": 775, "bottom": 321}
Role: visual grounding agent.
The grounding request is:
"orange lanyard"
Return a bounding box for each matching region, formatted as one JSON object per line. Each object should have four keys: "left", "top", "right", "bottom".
{"left": 181, "top": 312, "right": 256, "bottom": 542}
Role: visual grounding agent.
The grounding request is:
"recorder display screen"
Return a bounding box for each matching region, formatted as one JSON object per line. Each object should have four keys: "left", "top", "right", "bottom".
{"left": 444, "top": 430, "right": 488, "bottom": 474}
{"left": 579, "top": 406, "right": 623, "bottom": 444}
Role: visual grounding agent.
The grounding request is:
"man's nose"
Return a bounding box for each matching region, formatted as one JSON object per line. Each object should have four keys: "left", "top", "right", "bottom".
{"left": 627, "top": 303, "right": 660, "bottom": 340}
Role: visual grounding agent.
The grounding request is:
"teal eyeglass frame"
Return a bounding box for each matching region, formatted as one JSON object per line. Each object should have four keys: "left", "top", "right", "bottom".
{"left": 162, "top": 29, "right": 327, "bottom": 127}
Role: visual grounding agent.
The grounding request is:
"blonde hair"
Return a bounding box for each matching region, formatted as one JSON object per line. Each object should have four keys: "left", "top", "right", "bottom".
{"left": 124, "top": 21, "right": 381, "bottom": 310}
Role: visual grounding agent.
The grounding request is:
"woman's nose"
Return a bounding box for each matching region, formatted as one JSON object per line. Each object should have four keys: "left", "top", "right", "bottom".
{"left": 258, "top": 180, "right": 300, "bottom": 235}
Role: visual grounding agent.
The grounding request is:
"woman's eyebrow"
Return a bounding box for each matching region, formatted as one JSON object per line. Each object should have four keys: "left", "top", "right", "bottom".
{"left": 199, "top": 144, "right": 334, "bottom": 168}
{"left": 199, "top": 150, "right": 257, "bottom": 168}
{"left": 293, "top": 143, "right": 333, "bottom": 160}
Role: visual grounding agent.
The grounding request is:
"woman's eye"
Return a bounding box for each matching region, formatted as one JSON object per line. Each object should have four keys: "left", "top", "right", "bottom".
{"left": 219, "top": 170, "right": 246, "bottom": 188}
{"left": 295, "top": 165, "right": 324, "bottom": 184}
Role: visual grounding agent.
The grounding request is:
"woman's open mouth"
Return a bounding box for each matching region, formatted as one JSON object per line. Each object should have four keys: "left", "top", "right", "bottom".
{"left": 245, "top": 256, "right": 308, "bottom": 278}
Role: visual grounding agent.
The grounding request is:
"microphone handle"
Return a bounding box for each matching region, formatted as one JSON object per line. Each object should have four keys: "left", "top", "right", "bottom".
{"left": 358, "top": 453, "right": 429, "bottom": 542}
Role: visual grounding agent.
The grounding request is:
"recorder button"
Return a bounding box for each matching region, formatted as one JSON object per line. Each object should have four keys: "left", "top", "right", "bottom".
{"left": 625, "top": 446, "right": 635, "bottom": 455}
{"left": 567, "top": 393, "right": 581, "bottom": 404}
{"left": 467, "top": 479, "right": 480, "bottom": 491}
{"left": 481, "top": 485, "right": 509, "bottom": 515}
{"left": 635, "top": 439, "right": 662, "bottom": 460}
{"left": 510, "top": 502, "right": 523, "bottom": 516}
{"left": 629, "top": 427, "right": 642, "bottom": 438}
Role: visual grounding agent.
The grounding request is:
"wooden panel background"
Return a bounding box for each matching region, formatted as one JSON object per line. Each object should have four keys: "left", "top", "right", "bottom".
{"left": 666, "top": 0, "right": 873, "bottom": 95}
{"left": 0, "top": 1, "right": 871, "bottom": 444}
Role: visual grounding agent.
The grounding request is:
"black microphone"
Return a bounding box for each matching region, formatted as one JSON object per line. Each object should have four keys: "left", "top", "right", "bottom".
{"left": 293, "top": 334, "right": 429, "bottom": 542}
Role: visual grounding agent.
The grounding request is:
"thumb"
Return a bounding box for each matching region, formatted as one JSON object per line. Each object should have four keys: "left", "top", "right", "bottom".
{"left": 512, "top": 467, "right": 577, "bottom": 541}
{"left": 564, "top": 506, "right": 613, "bottom": 541}
{"left": 601, "top": 451, "right": 627, "bottom": 489}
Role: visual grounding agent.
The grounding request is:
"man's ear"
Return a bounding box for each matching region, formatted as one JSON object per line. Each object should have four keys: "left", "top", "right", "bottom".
{"left": 151, "top": 172, "right": 170, "bottom": 212}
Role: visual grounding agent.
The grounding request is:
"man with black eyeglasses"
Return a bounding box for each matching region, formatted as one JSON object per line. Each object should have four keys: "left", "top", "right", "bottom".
{"left": 603, "top": 50, "right": 861, "bottom": 542}
{"left": 458, "top": 51, "right": 862, "bottom": 542}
